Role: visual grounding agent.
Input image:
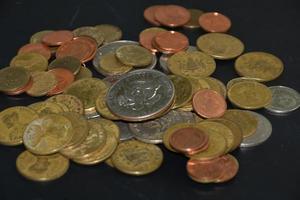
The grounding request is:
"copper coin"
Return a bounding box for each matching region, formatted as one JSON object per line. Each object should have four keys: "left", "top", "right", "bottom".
{"left": 139, "top": 27, "right": 166, "bottom": 53}
{"left": 18, "top": 43, "right": 51, "bottom": 60}
{"left": 198, "top": 12, "right": 231, "bottom": 33}
{"left": 216, "top": 154, "right": 239, "bottom": 183}
{"left": 154, "top": 5, "right": 191, "bottom": 27}
{"left": 143, "top": 5, "right": 163, "bottom": 26}
{"left": 56, "top": 36, "right": 97, "bottom": 63}
{"left": 47, "top": 68, "right": 74, "bottom": 96}
{"left": 193, "top": 89, "right": 227, "bottom": 118}
{"left": 42, "top": 30, "right": 74, "bottom": 46}
{"left": 169, "top": 127, "right": 208, "bottom": 155}
{"left": 154, "top": 31, "right": 189, "bottom": 54}
{"left": 5, "top": 78, "right": 33, "bottom": 96}
{"left": 187, "top": 157, "right": 225, "bottom": 183}
{"left": 186, "top": 139, "right": 209, "bottom": 156}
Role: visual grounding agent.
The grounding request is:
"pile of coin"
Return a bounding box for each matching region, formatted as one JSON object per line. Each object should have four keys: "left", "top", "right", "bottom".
{"left": 0, "top": 4, "right": 300, "bottom": 183}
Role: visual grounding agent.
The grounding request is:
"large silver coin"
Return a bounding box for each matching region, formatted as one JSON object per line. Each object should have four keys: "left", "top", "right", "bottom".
{"left": 265, "top": 86, "right": 300, "bottom": 114}
{"left": 106, "top": 69, "right": 175, "bottom": 121}
{"left": 129, "top": 110, "right": 200, "bottom": 144}
{"left": 114, "top": 121, "right": 134, "bottom": 141}
{"left": 93, "top": 40, "right": 157, "bottom": 76}
{"left": 159, "top": 46, "right": 198, "bottom": 74}
{"left": 241, "top": 111, "right": 272, "bottom": 148}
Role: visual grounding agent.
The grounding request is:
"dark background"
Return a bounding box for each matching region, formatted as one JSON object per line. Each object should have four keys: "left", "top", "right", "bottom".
{"left": 0, "top": 0, "right": 299, "bottom": 199}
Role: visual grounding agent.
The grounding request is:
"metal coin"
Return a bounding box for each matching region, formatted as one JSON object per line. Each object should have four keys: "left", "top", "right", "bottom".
{"left": 198, "top": 12, "right": 231, "bottom": 33}
{"left": 41, "top": 30, "right": 74, "bottom": 46}
{"left": 94, "top": 24, "right": 122, "bottom": 44}
{"left": 73, "top": 26, "right": 104, "bottom": 46}
{"left": 75, "top": 66, "right": 93, "bottom": 80}
{"left": 169, "top": 75, "right": 193, "bottom": 109}
{"left": 28, "top": 102, "right": 64, "bottom": 115}
{"left": 26, "top": 71, "right": 57, "bottom": 97}
{"left": 18, "top": 43, "right": 51, "bottom": 60}
{"left": 48, "top": 56, "right": 81, "bottom": 75}
{"left": 184, "top": 9, "right": 204, "bottom": 29}
{"left": 30, "top": 30, "right": 53, "bottom": 44}
{"left": 0, "top": 67, "right": 31, "bottom": 92}
{"left": 226, "top": 77, "right": 260, "bottom": 90}
{"left": 154, "top": 5, "right": 191, "bottom": 27}
{"left": 47, "top": 94, "right": 84, "bottom": 114}
{"left": 99, "top": 52, "right": 133, "bottom": 76}
{"left": 10, "top": 52, "right": 48, "bottom": 72}
{"left": 114, "top": 121, "right": 134, "bottom": 141}
{"left": 47, "top": 68, "right": 75, "bottom": 96}
{"left": 95, "top": 87, "right": 120, "bottom": 120}
{"left": 139, "top": 27, "right": 167, "bottom": 53}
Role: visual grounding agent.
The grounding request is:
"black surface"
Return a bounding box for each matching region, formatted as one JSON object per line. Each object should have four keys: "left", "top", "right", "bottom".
{"left": 0, "top": 0, "right": 300, "bottom": 199}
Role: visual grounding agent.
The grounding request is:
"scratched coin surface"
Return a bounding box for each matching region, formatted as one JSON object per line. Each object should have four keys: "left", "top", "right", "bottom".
{"left": 129, "top": 110, "right": 199, "bottom": 144}
{"left": 111, "top": 140, "right": 163, "bottom": 175}
{"left": 241, "top": 111, "right": 272, "bottom": 147}
{"left": 16, "top": 151, "right": 69, "bottom": 182}
{"left": 23, "top": 114, "right": 73, "bottom": 155}
{"left": 106, "top": 69, "right": 175, "bottom": 121}
{"left": 10, "top": 52, "right": 48, "bottom": 72}
{"left": 0, "top": 106, "right": 38, "bottom": 146}
{"left": 265, "top": 86, "right": 300, "bottom": 114}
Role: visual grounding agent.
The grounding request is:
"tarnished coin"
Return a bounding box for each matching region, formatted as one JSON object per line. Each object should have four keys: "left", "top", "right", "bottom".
{"left": 106, "top": 69, "right": 175, "bottom": 121}
{"left": 184, "top": 9, "right": 204, "bottom": 29}
{"left": 26, "top": 71, "right": 57, "bottom": 97}
{"left": 198, "top": 12, "right": 231, "bottom": 32}
{"left": 226, "top": 77, "right": 260, "bottom": 90}
{"left": 99, "top": 52, "right": 133, "bottom": 75}
{"left": 73, "top": 26, "right": 104, "bottom": 46}
{"left": 0, "top": 67, "right": 31, "bottom": 92}
{"left": 196, "top": 33, "right": 244, "bottom": 60}
{"left": 265, "top": 86, "right": 300, "bottom": 114}
{"left": 115, "top": 121, "right": 134, "bottom": 141}
{"left": 95, "top": 88, "right": 120, "bottom": 120}
{"left": 169, "top": 75, "right": 193, "bottom": 109}
{"left": 23, "top": 114, "right": 73, "bottom": 155}
{"left": 111, "top": 140, "right": 163, "bottom": 175}
{"left": 10, "top": 52, "right": 48, "bottom": 72}
{"left": 30, "top": 30, "right": 53, "bottom": 44}
{"left": 223, "top": 109, "right": 258, "bottom": 138}
{"left": 18, "top": 43, "right": 51, "bottom": 60}
{"left": 167, "top": 51, "right": 216, "bottom": 78}
{"left": 94, "top": 24, "right": 122, "bottom": 44}
{"left": 28, "top": 102, "right": 64, "bottom": 115}
{"left": 48, "top": 56, "right": 81, "bottom": 75}
{"left": 228, "top": 81, "right": 272, "bottom": 109}
{"left": 154, "top": 5, "right": 191, "bottom": 27}
{"left": 0, "top": 106, "right": 38, "bottom": 146}
{"left": 139, "top": 27, "right": 167, "bottom": 53}
{"left": 75, "top": 66, "right": 93, "bottom": 80}
{"left": 16, "top": 151, "right": 69, "bottom": 182}
{"left": 129, "top": 110, "right": 199, "bottom": 144}
{"left": 241, "top": 111, "right": 272, "bottom": 147}
{"left": 235, "top": 52, "right": 284, "bottom": 82}
{"left": 47, "top": 94, "right": 84, "bottom": 114}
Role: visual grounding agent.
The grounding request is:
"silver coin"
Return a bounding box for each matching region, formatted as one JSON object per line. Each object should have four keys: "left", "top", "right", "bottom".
{"left": 106, "top": 69, "right": 175, "bottom": 121}
{"left": 114, "top": 121, "right": 134, "bottom": 141}
{"left": 129, "top": 110, "right": 199, "bottom": 144}
{"left": 85, "top": 111, "right": 101, "bottom": 119}
{"left": 240, "top": 111, "right": 272, "bottom": 148}
{"left": 159, "top": 46, "right": 198, "bottom": 74}
{"left": 93, "top": 40, "right": 157, "bottom": 76}
{"left": 265, "top": 86, "right": 300, "bottom": 114}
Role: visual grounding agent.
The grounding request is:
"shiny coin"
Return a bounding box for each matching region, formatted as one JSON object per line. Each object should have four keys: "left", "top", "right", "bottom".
{"left": 47, "top": 94, "right": 84, "bottom": 114}
{"left": 196, "top": 33, "right": 244, "bottom": 60}
{"left": 215, "top": 154, "right": 239, "bottom": 183}
{"left": 184, "top": 9, "right": 204, "bottom": 29}
{"left": 226, "top": 77, "right": 260, "bottom": 90}
{"left": 73, "top": 26, "right": 104, "bottom": 46}
{"left": 115, "top": 121, "right": 134, "bottom": 141}
{"left": 228, "top": 81, "right": 272, "bottom": 109}
{"left": 0, "top": 106, "right": 38, "bottom": 146}
{"left": 95, "top": 87, "right": 120, "bottom": 120}
{"left": 265, "top": 86, "right": 300, "bottom": 114}
{"left": 99, "top": 52, "right": 133, "bottom": 75}
{"left": 167, "top": 51, "right": 216, "bottom": 78}
{"left": 154, "top": 31, "right": 189, "bottom": 54}
{"left": 23, "top": 114, "right": 73, "bottom": 155}
{"left": 16, "top": 151, "right": 69, "bottom": 182}
{"left": 90, "top": 118, "right": 120, "bottom": 141}
{"left": 169, "top": 75, "right": 193, "bottom": 109}
{"left": 75, "top": 66, "right": 92, "bottom": 80}
{"left": 0, "top": 67, "right": 31, "bottom": 92}
{"left": 42, "top": 30, "right": 74, "bottom": 46}
{"left": 106, "top": 69, "right": 175, "bottom": 121}
{"left": 47, "top": 68, "right": 75, "bottom": 96}
{"left": 26, "top": 71, "right": 57, "bottom": 97}
{"left": 10, "top": 52, "right": 48, "bottom": 72}
{"left": 235, "top": 52, "right": 284, "bottom": 82}
{"left": 139, "top": 27, "right": 167, "bottom": 53}
{"left": 30, "top": 30, "right": 53, "bottom": 44}
{"left": 198, "top": 12, "right": 231, "bottom": 32}
{"left": 111, "top": 140, "right": 163, "bottom": 175}
{"left": 223, "top": 109, "right": 258, "bottom": 138}
{"left": 193, "top": 89, "right": 227, "bottom": 118}
{"left": 143, "top": 5, "right": 163, "bottom": 26}
{"left": 154, "top": 5, "right": 191, "bottom": 27}
{"left": 48, "top": 56, "right": 81, "bottom": 75}
{"left": 28, "top": 102, "right": 64, "bottom": 115}
{"left": 18, "top": 43, "right": 51, "bottom": 60}
{"left": 94, "top": 24, "right": 122, "bottom": 44}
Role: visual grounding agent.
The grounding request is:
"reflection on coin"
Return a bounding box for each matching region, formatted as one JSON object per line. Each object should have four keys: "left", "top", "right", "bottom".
{"left": 241, "top": 111, "right": 272, "bottom": 147}
{"left": 115, "top": 121, "right": 134, "bottom": 141}
{"left": 265, "top": 86, "right": 300, "bottom": 114}
{"left": 10, "top": 52, "right": 48, "bottom": 72}
{"left": 106, "top": 69, "right": 175, "bottom": 121}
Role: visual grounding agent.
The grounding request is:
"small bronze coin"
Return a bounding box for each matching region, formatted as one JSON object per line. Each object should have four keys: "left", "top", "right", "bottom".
{"left": 139, "top": 27, "right": 167, "bottom": 53}
{"left": 154, "top": 31, "right": 189, "bottom": 54}
{"left": 215, "top": 154, "right": 239, "bottom": 183}
{"left": 0, "top": 66, "right": 31, "bottom": 92}
{"left": 199, "top": 12, "right": 232, "bottom": 32}
{"left": 154, "top": 5, "right": 191, "bottom": 27}
{"left": 48, "top": 56, "right": 81, "bottom": 75}
{"left": 47, "top": 68, "right": 75, "bottom": 96}
{"left": 143, "top": 5, "right": 163, "bottom": 26}
{"left": 193, "top": 89, "right": 227, "bottom": 118}
{"left": 184, "top": 9, "right": 204, "bottom": 29}
{"left": 18, "top": 43, "right": 51, "bottom": 60}
{"left": 26, "top": 71, "right": 57, "bottom": 97}
{"left": 10, "top": 52, "right": 48, "bottom": 72}
{"left": 169, "top": 127, "right": 208, "bottom": 155}
{"left": 42, "top": 30, "right": 74, "bottom": 46}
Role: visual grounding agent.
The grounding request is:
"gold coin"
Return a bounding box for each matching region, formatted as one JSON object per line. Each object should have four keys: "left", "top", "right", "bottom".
{"left": 26, "top": 71, "right": 57, "bottom": 97}
{"left": 105, "top": 157, "right": 115, "bottom": 168}
{"left": 55, "top": 102, "right": 70, "bottom": 112}
{"left": 23, "top": 114, "right": 73, "bottom": 155}
{"left": 228, "top": 81, "right": 272, "bottom": 109}
{"left": 99, "top": 52, "right": 133, "bottom": 75}
{"left": 111, "top": 140, "right": 163, "bottom": 175}
{"left": 0, "top": 66, "right": 31, "bottom": 92}
{"left": 204, "top": 77, "right": 227, "bottom": 97}
{"left": 61, "top": 121, "right": 107, "bottom": 159}
{"left": 94, "top": 24, "right": 122, "bottom": 43}
{"left": 184, "top": 9, "right": 204, "bottom": 29}
{"left": 16, "top": 151, "right": 69, "bottom": 182}
{"left": 169, "top": 75, "right": 193, "bottom": 109}
{"left": 28, "top": 102, "right": 64, "bottom": 115}
{"left": 30, "top": 30, "right": 53, "bottom": 44}
{"left": 75, "top": 66, "right": 93, "bottom": 80}
{"left": 167, "top": 51, "right": 216, "bottom": 78}
{"left": 10, "top": 52, "right": 48, "bottom": 72}
{"left": 226, "top": 77, "right": 260, "bottom": 90}
{"left": 222, "top": 109, "right": 258, "bottom": 138}
{"left": 196, "top": 33, "right": 244, "bottom": 60}
{"left": 48, "top": 56, "right": 81, "bottom": 75}
{"left": 90, "top": 118, "right": 120, "bottom": 141}
{"left": 177, "top": 102, "right": 193, "bottom": 112}
{"left": 197, "top": 121, "right": 234, "bottom": 153}
{"left": 115, "top": 45, "right": 153, "bottom": 67}
{"left": 73, "top": 26, "right": 104, "bottom": 46}
{"left": 234, "top": 52, "right": 284, "bottom": 81}
{"left": 0, "top": 106, "right": 38, "bottom": 146}
{"left": 64, "top": 78, "right": 107, "bottom": 112}
{"left": 95, "top": 88, "right": 120, "bottom": 120}
{"left": 47, "top": 94, "right": 84, "bottom": 114}
{"left": 187, "top": 77, "right": 210, "bottom": 94}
